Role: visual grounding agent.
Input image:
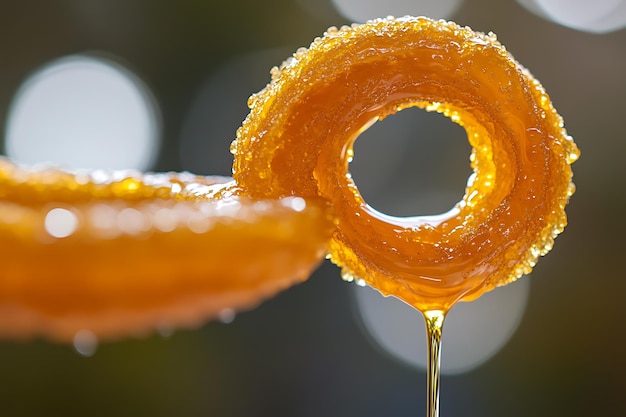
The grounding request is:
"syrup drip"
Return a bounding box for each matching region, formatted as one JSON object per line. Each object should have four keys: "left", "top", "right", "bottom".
{"left": 424, "top": 310, "right": 445, "bottom": 417}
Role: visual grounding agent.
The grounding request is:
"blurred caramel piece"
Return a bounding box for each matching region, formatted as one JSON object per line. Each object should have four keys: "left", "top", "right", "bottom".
{"left": 0, "top": 158, "right": 334, "bottom": 342}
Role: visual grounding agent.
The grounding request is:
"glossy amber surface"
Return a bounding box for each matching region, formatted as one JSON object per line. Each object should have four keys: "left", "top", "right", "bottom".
{"left": 0, "top": 158, "right": 334, "bottom": 342}
{"left": 0, "top": 17, "right": 578, "bottom": 342}
{"left": 233, "top": 17, "right": 578, "bottom": 312}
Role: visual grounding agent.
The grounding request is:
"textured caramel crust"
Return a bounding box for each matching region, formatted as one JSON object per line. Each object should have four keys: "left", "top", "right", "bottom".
{"left": 233, "top": 17, "right": 578, "bottom": 312}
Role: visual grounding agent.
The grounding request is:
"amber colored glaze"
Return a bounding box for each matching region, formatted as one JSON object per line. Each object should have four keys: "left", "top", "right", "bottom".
{"left": 0, "top": 158, "right": 334, "bottom": 342}
{"left": 0, "top": 17, "right": 578, "bottom": 342}
{"left": 233, "top": 17, "right": 579, "bottom": 312}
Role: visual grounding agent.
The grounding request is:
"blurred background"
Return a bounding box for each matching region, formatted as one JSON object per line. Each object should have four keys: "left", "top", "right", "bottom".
{"left": 0, "top": 0, "right": 624, "bottom": 416}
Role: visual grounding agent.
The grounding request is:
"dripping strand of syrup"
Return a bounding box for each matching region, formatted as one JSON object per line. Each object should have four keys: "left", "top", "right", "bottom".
{"left": 424, "top": 310, "right": 446, "bottom": 417}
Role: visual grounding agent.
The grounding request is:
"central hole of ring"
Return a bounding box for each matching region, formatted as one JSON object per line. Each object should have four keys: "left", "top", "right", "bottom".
{"left": 349, "top": 106, "right": 472, "bottom": 217}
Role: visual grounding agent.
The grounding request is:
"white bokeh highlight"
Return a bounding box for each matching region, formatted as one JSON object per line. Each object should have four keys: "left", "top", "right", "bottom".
{"left": 44, "top": 208, "right": 79, "bottom": 238}
{"left": 354, "top": 277, "right": 531, "bottom": 374}
{"left": 518, "top": 0, "right": 626, "bottom": 33}
{"left": 5, "top": 54, "right": 160, "bottom": 170}
{"left": 331, "top": 0, "right": 463, "bottom": 23}
{"left": 73, "top": 329, "right": 99, "bottom": 357}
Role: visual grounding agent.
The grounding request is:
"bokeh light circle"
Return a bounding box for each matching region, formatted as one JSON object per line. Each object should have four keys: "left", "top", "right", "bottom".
{"left": 5, "top": 54, "right": 161, "bottom": 170}
{"left": 331, "top": 0, "right": 463, "bottom": 23}
{"left": 73, "top": 329, "right": 98, "bottom": 357}
{"left": 354, "top": 277, "right": 531, "bottom": 375}
{"left": 518, "top": 0, "right": 626, "bottom": 33}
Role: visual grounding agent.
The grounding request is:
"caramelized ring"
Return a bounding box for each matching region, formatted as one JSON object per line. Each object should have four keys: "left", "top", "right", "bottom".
{"left": 233, "top": 17, "right": 579, "bottom": 312}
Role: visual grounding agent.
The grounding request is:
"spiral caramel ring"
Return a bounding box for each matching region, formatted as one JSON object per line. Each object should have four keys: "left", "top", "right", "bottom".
{"left": 233, "top": 17, "right": 579, "bottom": 312}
